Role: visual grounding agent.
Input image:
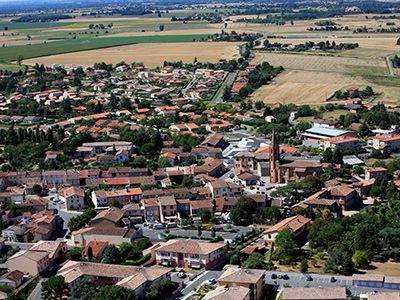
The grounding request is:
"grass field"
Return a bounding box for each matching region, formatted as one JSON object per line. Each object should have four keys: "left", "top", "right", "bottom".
{"left": 0, "top": 34, "right": 212, "bottom": 62}
{"left": 24, "top": 42, "right": 238, "bottom": 67}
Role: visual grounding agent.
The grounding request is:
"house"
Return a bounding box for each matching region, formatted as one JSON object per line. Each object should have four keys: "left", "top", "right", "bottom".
{"left": 72, "top": 226, "right": 142, "bottom": 247}
{"left": 200, "top": 133, "right": 227, "bottom": 150}
{"left": 121, "top": 203, "right": 143, "bottom": 224}
{"left": 158, "top": 196, "right": 178, "bottom": 224}
{"left": 142, "top": 198, "right": 161, "bottom": 225}
{"left": 365, "top": 167, "right": 388, "bottom": 181}
{"left": 370, "top": 134, "right": 400, "bottom": 152}
{"left": 156, "top": 240, "right": 226, "bottom": 270}
{"left": 59, "top": 186, "right": 85, "bottom": 211}
{"left": 322, "top": 136, "right": 360, "bottom": 152}
{"left": 83, "top": 240, "right": 108, "bottom": 259}
{"left": 8, "top": 250, "right": 50, "bottom": 276}
{"left": 0, "top": 270, "right": 24, "bottom": 288}
{"left": 282, "top": 287, "right": 347, "bottom": 300}
{"left": 115, "top": 149, "right": 129, "bottom": 163}
{"left": 217, "top": 266, "right": 265, "bottom": 300}
{"left": 190, "top": 200, "right": 214, "bottom": 216}
{"left": 91, "top": 188, "right": 142, "bottom": 208}
{"left": 203, "top": 286, "right": 250, "bottom": 300}
{"left": 206, "top": 180, "right": 243, "bottom": 198}
{"left": 29, "top": 240, "right": 68, "bottom": 262}
{"left": 263, "top": 215, "right": 311, "bottom": 241}
{"left": 89, "top": 207, "right": 124, "bottom": 227}
{"left": 58, "top": 261, "right": 171, "bottom": 297}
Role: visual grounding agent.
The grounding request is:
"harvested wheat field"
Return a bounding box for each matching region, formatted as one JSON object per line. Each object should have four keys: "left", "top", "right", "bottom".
{"left": 24, "top": 42, "right": 238, "bottom": 67}
{"left": 251, "top": 70, "right": 362, "bottom": 105}
{"left": 253, "top": 51, "right": 387, "bottom": 74}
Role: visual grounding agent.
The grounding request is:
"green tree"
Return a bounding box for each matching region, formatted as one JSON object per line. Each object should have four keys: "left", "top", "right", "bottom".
{"left": 41, "top": 276, "right": 65, "bottom": 299}
{"left": 67, "top": 247, "right": 83, "bottom": 261}
{"left": 16, "top": 55, "right": 23, "bottom": 66}
{"left": 260, "top": 206, "right": 282, "bottom": 224}
{"left": 70, "top": 277, "right": 98, "bottom": 300}
{"left": 242, "top": 253, "right": 267, "bottom": 269}
{"left": 87, "top": 246, "right": 93, "bottom": 261}
{"left": 300, "top": 259, "right": 309, "bottom": 273}
{"left": 101, "top": 245, "right": 122, "bottom": 264}
{"left": 230, "top": 196, "right": 257, "bottom": 225}
{"left": 274, "top": 228, "right": 296, "bottom": 264}
{"left": 93, "top": 285, "right": 135, "bottom": 300}
{"left": 352, "top": 250, "right": 369, "bottom": 269}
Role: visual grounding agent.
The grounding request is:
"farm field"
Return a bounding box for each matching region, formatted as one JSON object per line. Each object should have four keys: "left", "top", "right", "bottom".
{"left": 251, "top": 70, "right": 363, "bottom": 106}
{"left": 23, "top": 42, "right": 238, "bottom": 67}
{"left": 0, "top": 34, "right": 212, "bottom": 63}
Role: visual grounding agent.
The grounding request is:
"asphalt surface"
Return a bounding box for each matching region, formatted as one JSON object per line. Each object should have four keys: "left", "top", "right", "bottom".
{"left": 264, "top": 271, "right": 399, "bottom": 296}
{"left": 177, "top": 270, "right": 222, "bottom": 299}
{"left": 141, "top": 225, "right": 252, "bottom": 241}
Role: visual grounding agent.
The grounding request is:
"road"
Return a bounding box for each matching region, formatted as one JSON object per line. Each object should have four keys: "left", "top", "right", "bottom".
{"left": 177, "top": 270, "right": 222, "bottom": 299}
{"left": 27, "top": 279, "right": 42, "bottom": 300}
{"left": 386, "top": 54, "right": 395, "bottom": 76}
{"left": 140, "top": 225, "right": 252, "bottom": 241}
{"left": 210, "top": 71, "right": 237, "bottom": 105}
{"left": 264, "top": 271, "right": 398, "bottom": 296}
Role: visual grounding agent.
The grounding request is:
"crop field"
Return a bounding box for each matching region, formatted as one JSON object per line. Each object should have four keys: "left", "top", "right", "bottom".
{"left": 24, "top": 42, "right": 238, "bottom": 67}
{"left": 251, "top": 70, "right": 364, "bottom": 106}
{"left": 253, "top": 51, "right": 387, "bottom": 74}
{"left": 0, "top": 34, "right": 212, "bottom": 62}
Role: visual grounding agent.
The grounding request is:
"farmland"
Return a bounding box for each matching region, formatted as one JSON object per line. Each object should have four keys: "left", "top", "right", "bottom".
{"left": 24, "top": 42, "right": 238, "bottom": 68}
{"left": 0, "top": 34, "right": 212, "bottom": 63}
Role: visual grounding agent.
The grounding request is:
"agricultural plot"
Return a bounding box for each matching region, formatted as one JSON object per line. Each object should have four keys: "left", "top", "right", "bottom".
{"left": 0, "top": 34, "right": 212, "bottom": 62}
{"left": 24, "top": 42, "right": 238, "bottom": 68}
{"left": 251, "top": 70, "right": 364, "bottom": 105}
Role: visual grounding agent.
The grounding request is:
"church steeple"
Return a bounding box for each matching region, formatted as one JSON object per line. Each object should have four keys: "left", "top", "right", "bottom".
{"left": 269, "top": 129, "right": 280, "bottom": 183}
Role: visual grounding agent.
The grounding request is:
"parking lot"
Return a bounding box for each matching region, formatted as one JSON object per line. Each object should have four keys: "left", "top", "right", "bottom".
{"left": 140, "top": 224, "right": 253, "bottom": 242}
{"left": 264, "top": 271, "right": 399, "bottom": 296}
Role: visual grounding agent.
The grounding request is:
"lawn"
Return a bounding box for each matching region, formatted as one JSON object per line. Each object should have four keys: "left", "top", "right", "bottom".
{"left": 0, "top": 34, "right": 212, "bottom": 63}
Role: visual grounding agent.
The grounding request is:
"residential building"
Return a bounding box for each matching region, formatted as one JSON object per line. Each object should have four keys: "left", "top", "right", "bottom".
{"left": 58, "top": 261, "right": 171, "bottom": 297}
{"left": 8, "top": 250, "right": 50, "bottom": 276}
{"left": 91, "top": 188, "right": 142, "bottom": 208}
{"left": 217, "top": 266, "right": 265, "bottom": 300}
{"left": 156, "top": 240, "right": 226, "bottom": 270}
{"left": 0, "top": 270, "right": 24, "bottom": 288}
{"left": 370, "top": 134, "right": 400, "bottom": 152}
{"left": 203, "top": 286, "right": 250, "bottom": 300}
{"left": 59, "top": 186, "right": 85, "bottom": 211}
{"left": 264, "top": 215, "right": 311, "bottom": 241}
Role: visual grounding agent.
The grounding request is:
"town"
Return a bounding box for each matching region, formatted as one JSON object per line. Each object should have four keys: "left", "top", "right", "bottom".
{"left": 0, "top": 0, "right": 400, "bottom": 300}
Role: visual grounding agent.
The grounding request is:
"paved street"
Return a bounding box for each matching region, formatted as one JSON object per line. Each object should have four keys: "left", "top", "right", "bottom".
{"left": 264, "top": 271, "right": 399, "bottom": 296}
{"left": 177, "top": 270, "right": 222, "bottom": 299}
{"left": 140, "top": 225, "right": 252, "bottom": 241}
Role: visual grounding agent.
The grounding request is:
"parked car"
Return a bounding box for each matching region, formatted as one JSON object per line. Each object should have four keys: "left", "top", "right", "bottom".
{"left": 177, "top": 271, "right": 186, "bottom": 279}
{"left": 306, "top": 276, "right": 313, "bottom": 281}
{"left": 207, "top": 278, "right": 216, "bottom": 285}
{"left": 153, "top": 223, "right": 164, "bottom": 230}
{"left": 282, "top": 274, "right": 290, "bottom": 280}
{"left": 271, "top": 274, "right": 277, "bottom": 279}
{"left": 330, "top": 277, "right": 337, "bottom": 283}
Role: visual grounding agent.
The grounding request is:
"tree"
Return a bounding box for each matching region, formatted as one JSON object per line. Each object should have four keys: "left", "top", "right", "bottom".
{"left": 300, "top": 259, "right": 309, "bottom": 273}
{"left": 230, "top": 196, "right": 257, "bottom": 225}
{"left": 352, "top": 250, "right": 369, "bottom": 269}
{"left": 67, "top": 247, "right": 83, "bottom": 261}
{"left": 260, "top": 206, "right": 282, "bottom": 224}
{"left": 87, "top": 246, "right": 93, "bottom": 261}
{"left": 274, "top": 228, "right": 296, "bottom": 264}
{"left": 93, "top": 285, "right": 135, "bottom": 300}
{"left": 70, "top": 277, "right": 98, "bottom": 300}
{"left": 101, "top": 245, "right": 122, "bottom": 264}
{"left": 120, "top": 242, "right": 140, "bottom": 261}
{"left": 242, "top": 253, "right": 267, "bottom": 269}
{"left": 16, "top": 55, "right": 23, "bottom": 66}
{"left": 341, "top": 251, "right": 354, "bottom": 275}
{"left": 41, "top": 276, "right": 65, "bottom": 299}
{"left": 31, "top": 184, "right": 42, "bottom": 195}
